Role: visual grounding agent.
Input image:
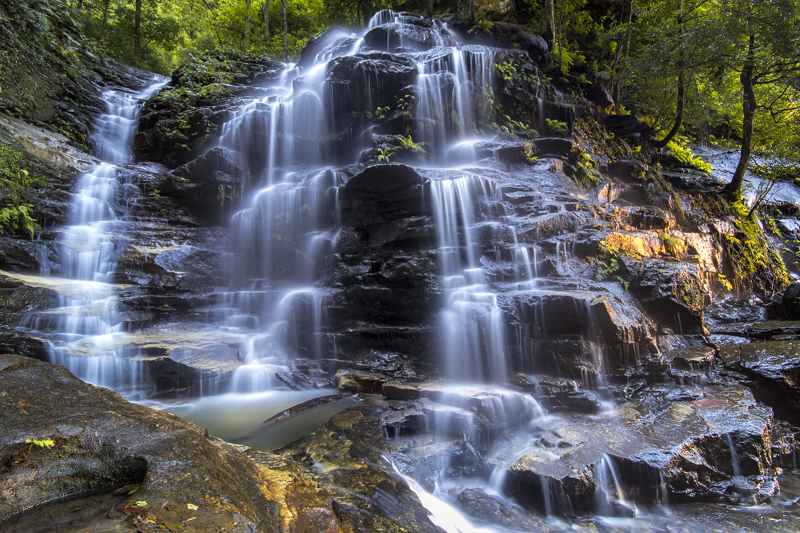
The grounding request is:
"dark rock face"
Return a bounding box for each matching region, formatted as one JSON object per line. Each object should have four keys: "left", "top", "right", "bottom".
{"left": 158, "top": 146, "right": 249, "bottom": 224}
{"left": 720, "top": 340, "right": 800, "bottom": 425}
{"left": 0, "top": 354, "right": 281, "bottom": 531}
{"left": 503, "top": 384, "right": 774, "bottom": 513}
{"left": 627, "top": 260, "right": 709, "bottom": 333}
{"left": 784, "top": 282, "right": 800, "bottom": 319}
{"left": 134, "top": 54, "right": 285, "bottom": 168}
{"left": 276, "top": 400, "right": 450, "bottom": 533}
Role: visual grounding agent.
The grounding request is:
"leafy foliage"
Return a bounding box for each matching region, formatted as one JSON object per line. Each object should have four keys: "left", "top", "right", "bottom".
{"left": 0, "top": 144, "right": 44, "bottom": 239}
{"left": 663, "top": 137, "right": 713, "bottom": 172}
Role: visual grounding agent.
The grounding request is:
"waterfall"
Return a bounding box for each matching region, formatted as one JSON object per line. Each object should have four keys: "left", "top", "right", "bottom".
{"left": 43, "top": 80, "right": 166, "bottom": 395}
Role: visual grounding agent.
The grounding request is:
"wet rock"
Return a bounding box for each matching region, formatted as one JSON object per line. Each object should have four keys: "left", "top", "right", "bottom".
{"left": 245, "top": 451, "right": 345, "bottom": 532}
{"left": 497, "top": 289, "right": 656, "bottom": 378}
{"left": 0, "top": 355, "right": 280, "bottom": 530}
{"left": 602, "top": 114, "right": 653, "bottom": 140}
{"left": 277, "top": 400, "right": 450, "bottom": 533}
{"left": 532, "top": 137, "right": 575, "bottom": 157}
{"left": 0, "top": 238, "right": 55, "bottom": 274}
{"left": 497, "top": 383, "right": 774, "bottom": 511}
{"left": 505, "top": 452, "right": 596, "bottom": 515}
{"left": 336, "top": 369, "right": 391, "bottom": 393}
{"left": 513, "top": 374, "right": 603, "bottom": 413}
{"left": 745, "top": 320, "right": 800, "bottom": 340}
{"left": 0, "top": 270, "right": 70, "bottom": 326}
{"left": 630, "top": 206, "right": 674, "bottom": 230}
{"left": 117, "top": 239, "right": 232, "bottom": 292}
{"left": 0, "top": 329, "right": 49, "bottom": 361}
{"left": 719, "top": 340, "right": 800, "bottom": 425}
{"left": 607, "top": 159, "right": 648, "bottom": 182}
{"left": 669, "top": 345, "right": 716, "bottom": 371}
{"left": 298, "top": 26, "right": 351, "bottom": 66}
{"left": 627, "top": 259, "right": 709, "bottom": 333}
{"left": 364, "top": 20, "right": 455, "bottom": 52}
{"left": 382, "top": 382, "right": 538, "bottom": 441}
{"left": 158, "top": 147, "right": 248, "bottom": 223}
{"left": 339, "top": 164, "right": 426, "bottom": 228}
{"left": 771, "top": 421, "right": 800, "bottom": 470}
{"left": 457, "top": 488, "right": 548, "bottom": 531}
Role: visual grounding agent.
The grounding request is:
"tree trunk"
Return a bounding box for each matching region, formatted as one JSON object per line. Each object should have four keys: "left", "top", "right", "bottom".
{"left": 611, "top": 0, "right": 634, "bottom": 111}
{"left": 282, "top": 0, "right": 288, "bottom": 62}
{"left": 726, "top": 33, "right": 757, "bottom": 197}
{"left": 651, "top": 70, "right": 686, "bottom": 148}
{"left": 245, "top": 0, "right": 252, "bottom": 44}
{"left": 134, "top": 0, "right": 141, "bottom": 54}
{"left": 100, "top": 0, "right": 111, "bottom": 35}
{"left": 558, "top": 0, "right": 564, "bottom": 72}
{"left": 263, "top": 0, "right": 271, "bottom": 46}
{"left": 545, "top": 0, "right": 555, "bottom": 44}
{"left": 652, "top": 1, "right": 684, "bottom": 148}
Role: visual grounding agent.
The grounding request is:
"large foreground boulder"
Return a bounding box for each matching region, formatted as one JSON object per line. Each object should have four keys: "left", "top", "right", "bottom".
{"left": 0, "top": 355, "right": 280, "bottom": 531}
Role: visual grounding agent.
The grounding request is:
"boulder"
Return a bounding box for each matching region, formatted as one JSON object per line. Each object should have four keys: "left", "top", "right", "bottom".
{"left": 627, "top": 259, "right": 710, "bottom": 333}
{"left": 502, "top": 384, "right": 774, "bottom": 512}
{"left": 363, "top": 21, "right": 455, "bottom": 52}
{"left": 719, "top": 340, "right": 800, "bottom": 425}
{"left": 339, "top": 164, "right": 427, "bottom": 228}
{"left": 457, "top": 488, "right": 549, "bottom": 531}
{"left": 784, "top": 282, "right": 800, "bottom": 319}
{"left": 276, "top": 400, "right": 451, "bottom": 533}
{"left": 0, "top": 355, "right": 280, "bottom": 530}
{"left": 159, "top": 147, "right": 248, "bottom": 223}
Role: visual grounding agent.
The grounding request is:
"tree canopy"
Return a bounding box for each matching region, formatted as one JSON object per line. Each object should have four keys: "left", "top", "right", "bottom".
{"left": 60, "top": 0, "right": 800, "bottom": 195}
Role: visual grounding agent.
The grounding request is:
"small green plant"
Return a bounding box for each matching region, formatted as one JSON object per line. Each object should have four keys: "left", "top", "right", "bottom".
{"left": 595, "top": 257, "right": 629, "bottom": 291}
{"left": 397, "top": 94, "right": 415, "bottom": 116}
{"left": 469, "top": 16, "right": 494, "bottom": 35}
{"left": 716, "top": 273, "right": 733, "bottom": 291}
{"left": 659, "top": 232, "right": 684, "bottom": 257}
{"left": 26, "top": 438, "right": 56, "bottom": 449}
{"left": 595, "top": 244, "right": 629, "bottom": 290}
{"left": 375, "top": 106, "right": 391, "bottom": 120}
{"left": 495, "top": 60, "right": 517, "bottom": 82}
{"left": 377, "top": 146, "right": 398, "bottom": 162}
{"left": 398, "top": 134, "right": 428, "bottom": 158}
{"left": 150, "top": 189, "right": 161, "bottom": 197}
{"left": 0, "top": 144, "right": 45, "bottom": 238}
{"left": 546, "top": 119, "right": 569, "bottom": 136}
{"left": 664, "top": 138, "right": 713, "bottom": 172}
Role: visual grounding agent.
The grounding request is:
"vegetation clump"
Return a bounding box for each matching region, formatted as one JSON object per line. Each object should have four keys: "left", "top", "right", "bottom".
{"left": 0, "top": 144, "right": 45, "bottom": 239}
{"left": 722, "top": 199, "right": 791, "bottom": 296}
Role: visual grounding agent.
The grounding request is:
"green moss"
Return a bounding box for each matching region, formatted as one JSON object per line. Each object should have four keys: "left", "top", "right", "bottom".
{"left": 722, "top": 200, "right": 791, "bottom": 295}
{"left": 546, "top": 118, "right": 569, "bottom": 136}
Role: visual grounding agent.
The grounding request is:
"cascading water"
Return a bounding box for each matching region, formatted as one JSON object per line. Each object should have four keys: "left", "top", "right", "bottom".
{"left": 13, "top": 9, "right": 791, "bottom": 533}
{"left": 29, "top": 81, "right": 166, "bottom": 395}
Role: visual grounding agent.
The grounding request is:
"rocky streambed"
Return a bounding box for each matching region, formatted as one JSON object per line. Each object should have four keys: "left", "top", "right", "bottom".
{"left": 1, "top": 8, "right": 800, "bottom": 533}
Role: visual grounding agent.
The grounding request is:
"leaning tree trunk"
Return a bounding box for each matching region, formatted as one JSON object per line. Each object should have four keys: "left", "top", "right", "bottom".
{"left": 652, "top": 70, "right": 686, "bottom": 148}
{"left": 611, "top": 0, "right": 634, "bottom": 111}
{"left": 545, "top": 0, "right": 555, "bottom": 44}
{"left": 726, "top": 34, "right": 757, "bottom": 197}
